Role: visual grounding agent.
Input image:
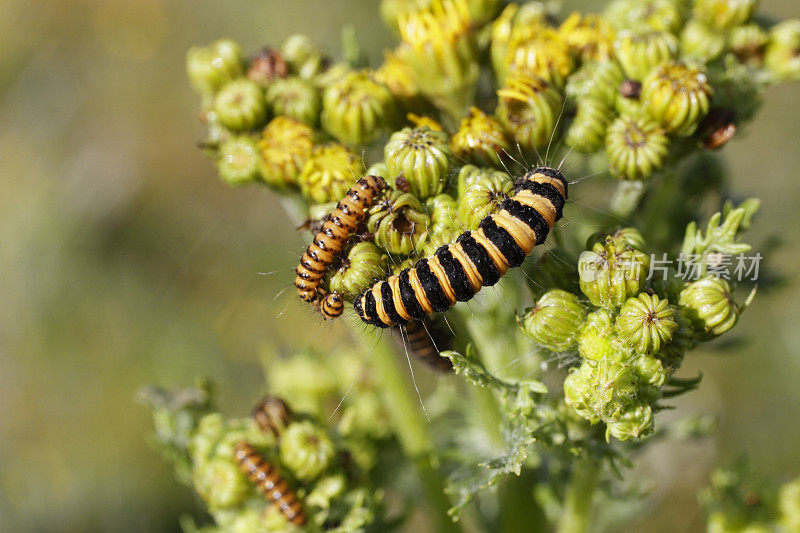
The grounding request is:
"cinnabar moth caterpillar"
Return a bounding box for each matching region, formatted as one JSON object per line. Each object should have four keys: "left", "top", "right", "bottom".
{"left": 233, "top": 441, "right": 306, "bottom": 526}
{"left": 295, "top": 175, "right": 386, "bottom": 319}
{"left": 252, "top": 396, "right": 292, "bottom": 437}
{"left": 354, "top": 166, "right": 566, "bottom": 328}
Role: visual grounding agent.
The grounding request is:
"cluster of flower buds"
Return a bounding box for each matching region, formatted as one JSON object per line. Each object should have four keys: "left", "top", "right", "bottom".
{"left": 141, "top": 357, "right": 390, "bottom": 532}
{"left": 520, "top": 200, "right": 756, "bottom": 440}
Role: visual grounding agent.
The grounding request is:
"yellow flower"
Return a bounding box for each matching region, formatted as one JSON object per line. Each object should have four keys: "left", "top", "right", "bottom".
{"left": 559, "top": 12, "right": 616, "bottom": 62}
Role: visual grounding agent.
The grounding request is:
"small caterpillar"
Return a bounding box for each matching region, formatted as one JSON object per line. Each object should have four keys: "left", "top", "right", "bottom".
{"left": 233, "top": 441, "right": 306, "bottom": 526}
{"left": 355, "top": 166, "right": 567, "bottom": 327}
{"left": 252, "top": 396, "right": 292, "bottom": 437}
{"left": 295, "top": 175, "right": 386, "bottom": 319}
{"left": 400, "top": 319, "right": 453, "bottom": 373}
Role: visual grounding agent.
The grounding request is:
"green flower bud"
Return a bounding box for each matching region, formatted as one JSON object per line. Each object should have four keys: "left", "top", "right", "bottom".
{"left": 366, "top": 160, "right": 390, "bottom": 180}
{"left": 565, "top": 98, "right": 613, "bottom": 153}
{"left": 258, "top": 116, "right": 314, "bottom": 188}
{"left": 214, "top": 79, "right": 267, "bottom": 131}
{"left": 314, "top": 62, "right": 352, "bottom": 90}
{"left": 321, "top": 70, "right": 395, "bottom": 146}
{"left": 565, "top": 60, "right": 625, "bottom": 108}
{"left": 559, "top": 12, "right": 617, "bottom": 63}
{"left": 368, "top": 190, "right": 430, "bottom": 255}
{"left": 694, "top": 0, "right": 757, "bottom": 31}
{"left": 216, "top": 136, "right": 262, "bottom": 185}
{"left": 186, "top": 39, "right": 245, "bottom": 95}
{"left": 614, "top": 293, "right": 679, "bottom": 354}
{"left": 192, "top": 456, "right": 249, "bottom": 510}
{"left": 422, "top": 193, "right": 461, "bottom": 255}
{"left": 634, "top": 352, "right": 667, "bottom": 388}
{"left": 563, "top": 365, "right": 603, "bottom": 424}
{"left": 329, "top": 242, "right": 387, "bottom": 300}
{"left": 679, "top": 276, "right": 739, "bottom": 336}
{"left": 642, "top": 61, "right": 712, "bottom": 137}
{"left": 451, "top": 107, "right": 511, "bottom": 167}
{"left": 603, "top": 0, "right": 684, "bottom": 34}
{"left": 246, "top": 47, "right": 289, "bottom": 88}
{"left": 579, "top": 240, "right": 650, "bottom": 308}
{"left": 426, "top": 193, "right": 459, "bottom": 235}
{"left": 504, "top": 27, "right": 575, "bottom": 88}
{"left": 496, "top": 73, "right": 562, "bottom": 151}
{"left": 390, "top": 256, "right": 417, "bottom": 275}
{"left": 339, "top": 390, "right": 392, "bottom": 440}
{"left": 613, "top": 30, "right": 678, "bottom": 81}
{"left": 298, "top": 144, "right": 360, "bottom": 204}
{"left": 779, "top": 477, "right": 800, "bottom": 532}
{"left": 282, "top": 34, "right": 326, "bottom": 80}
{"left": 267, "top": 351, "right": 339, "bottom": 416}
{"left": 384, "top": 126, "right": 451, "bottom": 199}
{"left": 614, "top": 79, "right": 645, "bottom": 118}
{"left": 680, "top": 20, "right": 726, "bottom": 63}
{"left": 518, "top": 289, "right": 586, "bottom": 352}
{"left": 280, "top": 421, "right": 336, "bottom": 481}
{"left": 729, "top": 24, "right": 769, "bottom": 66}
{"left": 457, "top": 167, "right": 514, "bottom": 229}
{"left": 605, "top": 115, "right": 669, "bottom": 180}
{"left": 578, "top": 309, "right": 617, "bottom": 362}
{"left": 606, "top": 402, "right": 653, "bottom": 440}
{"left": 765, "top": 20, "right": 800, "bottom": 81}
{"left": 306, "top": 474, "right": 347, "bottom": 513}
{"left": 587, "top": 227, "right": 646, "bottom": 251}
{"left": 265, "top": 77, "right": 320, "bottom": 126}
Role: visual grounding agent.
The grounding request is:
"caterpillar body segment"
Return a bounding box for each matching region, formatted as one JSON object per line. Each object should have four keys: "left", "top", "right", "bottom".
{"left": 233, "top": 441, "right": 306, "bottom": 526}
{"left": 294, "top": 175, "right": 386, "bottom": 312}
{"left": 399, "top": 318, "right": 453, "bottom": 373}
{"left": 355, "top": 166, "right": 567, "bottom": 328}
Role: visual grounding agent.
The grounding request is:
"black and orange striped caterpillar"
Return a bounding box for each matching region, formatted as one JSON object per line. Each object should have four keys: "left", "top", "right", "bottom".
{"left": 233, "top": 441, "right": 306, "bottom": 526}
{"left": 354, "top": 166, "right": 566, "bottom": 327}
{"left": 252, "top": 396, "right": 292, "bottom": 438}
{"left": 295, "top": 175, "right": 387, "bottom": 320}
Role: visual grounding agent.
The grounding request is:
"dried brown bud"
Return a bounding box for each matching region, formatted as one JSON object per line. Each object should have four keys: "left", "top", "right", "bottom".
{"left": 247, "top": 48, "right": 289, "bottom": 87}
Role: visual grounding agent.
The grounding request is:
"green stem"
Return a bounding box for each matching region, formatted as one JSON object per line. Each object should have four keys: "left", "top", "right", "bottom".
{"left": 557, "top": 459, "right": 600, "bottom": 533}
{"left": 352, "top": 331, "right": 460, "bottom": 532}
{"left": 609, "top": 180, "right": 646, "bottom": 219}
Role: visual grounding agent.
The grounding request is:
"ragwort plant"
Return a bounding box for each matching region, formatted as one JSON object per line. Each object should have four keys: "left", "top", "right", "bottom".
{"left": 143, "top": 1, "right": 800, "bottom": 531}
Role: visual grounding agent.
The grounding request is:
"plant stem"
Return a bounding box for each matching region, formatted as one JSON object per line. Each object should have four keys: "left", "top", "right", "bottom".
{"left": 352, "top": 331, "right": 460, "bottom": 532}
{"left": 557, "top": 459, "right": 600, "bottom": 533}
{"left": 609, "top": 180, "right": 646, "bottom": 219}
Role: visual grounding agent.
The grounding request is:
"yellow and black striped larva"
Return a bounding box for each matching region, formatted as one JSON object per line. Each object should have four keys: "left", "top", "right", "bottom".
{"left": 233, "top": 441, "right": 306, "bottom": 526}
{"left": 355, "top": 166, "right": 567, "bottom": 328}
{"left": 252, "top": 396, "right": 293, "bottom": 438}
{"left": 295, "top": 175, "right": 387, "bottom": 319}
{"left": 399, "top": 319, "right": 453, "bottom": 373}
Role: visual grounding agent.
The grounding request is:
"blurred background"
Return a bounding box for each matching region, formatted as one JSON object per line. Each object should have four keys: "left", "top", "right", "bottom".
{"left": 1, "top": 1, "right": 798, "bottom": 531}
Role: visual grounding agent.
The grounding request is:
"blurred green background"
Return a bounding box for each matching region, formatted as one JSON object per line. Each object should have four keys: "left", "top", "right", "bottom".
{"left": 1, "top": 1, "right": 798, "bottom": 531}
